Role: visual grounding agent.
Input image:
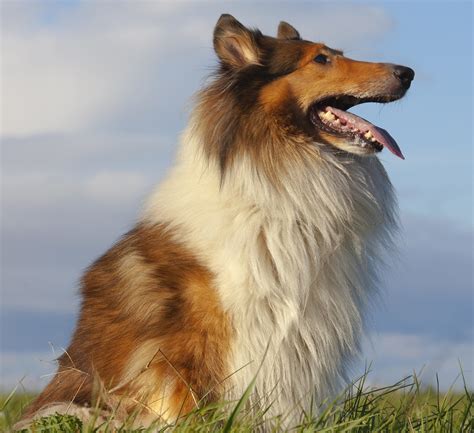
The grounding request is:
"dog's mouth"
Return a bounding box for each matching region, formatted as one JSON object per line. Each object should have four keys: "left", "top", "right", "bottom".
{"left": 309, "top": 95, "right": 404, "bottom": 159}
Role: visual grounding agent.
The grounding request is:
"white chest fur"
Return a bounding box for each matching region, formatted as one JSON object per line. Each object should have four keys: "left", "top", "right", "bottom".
{"left": 143, "top": 131, "right": 397, "bottom": 416}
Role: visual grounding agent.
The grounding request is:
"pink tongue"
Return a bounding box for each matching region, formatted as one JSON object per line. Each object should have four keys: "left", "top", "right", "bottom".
{"left": 326, "top": 106, "right": 404, "bottom": 159}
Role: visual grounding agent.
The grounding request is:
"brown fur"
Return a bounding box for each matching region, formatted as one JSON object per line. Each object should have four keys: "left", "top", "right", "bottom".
{"left": 277, "top": 21, "right": 300, "bottom": 40}
{"left": 20, "top": 15, "right": 413, "bottom": 427}
{"left": 23, "top": 223, "right": 232, "bottom": 421}
{"left": 196, "top": 23, "right": 405, "bottom": 187}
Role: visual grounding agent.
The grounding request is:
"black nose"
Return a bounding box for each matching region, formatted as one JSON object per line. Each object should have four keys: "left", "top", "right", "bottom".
{"left": 392, "top": 65, "right": 415, "bottom": 89}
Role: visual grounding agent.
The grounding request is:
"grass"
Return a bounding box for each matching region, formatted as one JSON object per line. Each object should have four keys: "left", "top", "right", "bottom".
{"left": 1, "top": 372, "right": 472, "bottom": 432}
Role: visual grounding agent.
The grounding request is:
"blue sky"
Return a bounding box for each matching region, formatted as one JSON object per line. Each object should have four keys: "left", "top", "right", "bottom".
{"left": 1, "top": 1, "right": 472, "bottom": 392}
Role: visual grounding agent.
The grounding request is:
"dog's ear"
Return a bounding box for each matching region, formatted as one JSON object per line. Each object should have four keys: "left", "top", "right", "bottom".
{"left": 277, "top": 21, "right": 301, "bottom": 40}
{"left": 213, "top": 14, "right": 260, "bottom": 68}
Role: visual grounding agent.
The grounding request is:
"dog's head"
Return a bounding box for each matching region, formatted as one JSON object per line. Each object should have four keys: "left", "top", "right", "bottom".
{"left": 194, "top": 15, "right": 414, "bottom": 180}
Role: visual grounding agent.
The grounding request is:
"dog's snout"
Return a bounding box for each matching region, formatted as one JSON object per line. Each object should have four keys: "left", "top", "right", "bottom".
{"left": 392, "top": 65, "right": 415, "bottom": 89}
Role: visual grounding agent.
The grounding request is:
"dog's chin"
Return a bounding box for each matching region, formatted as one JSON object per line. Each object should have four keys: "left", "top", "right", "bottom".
{"left": 316, "top": 130, "right": 383, "bottom": 157}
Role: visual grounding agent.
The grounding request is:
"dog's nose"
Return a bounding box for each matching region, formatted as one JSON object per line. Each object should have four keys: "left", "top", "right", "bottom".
{"left": 392, "top": 65, "right": 415, "bottom": 89}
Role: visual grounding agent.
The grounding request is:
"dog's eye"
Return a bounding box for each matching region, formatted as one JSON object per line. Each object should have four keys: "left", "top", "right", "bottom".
{"left": 314, "top": 54, "right": 330, "bottom": 65}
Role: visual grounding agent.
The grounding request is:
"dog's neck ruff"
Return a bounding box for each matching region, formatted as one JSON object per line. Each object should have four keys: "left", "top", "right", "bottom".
{"left": 142, "top": 123, "right": 397, "bottom": 416}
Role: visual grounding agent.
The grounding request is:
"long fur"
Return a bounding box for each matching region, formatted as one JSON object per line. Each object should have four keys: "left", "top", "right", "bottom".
{"left": 143, "top": 119, "right": 397, "bottom": 416}
{"left": 19, "top": 14, "right": 412, "bottom": 429}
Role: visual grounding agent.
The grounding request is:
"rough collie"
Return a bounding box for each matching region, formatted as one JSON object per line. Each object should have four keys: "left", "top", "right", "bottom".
{"left": 20, "top": 14, "right": 414, "bottom": 428}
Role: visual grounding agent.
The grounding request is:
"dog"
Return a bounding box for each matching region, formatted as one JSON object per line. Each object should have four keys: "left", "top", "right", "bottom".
{"left": 19, "top": 14, "right": 414, "bottom": 428}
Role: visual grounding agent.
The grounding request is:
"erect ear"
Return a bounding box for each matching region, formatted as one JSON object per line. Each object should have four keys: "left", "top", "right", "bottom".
{"left": 277, "top": 21, "right": 301, "bottom": 40}
{"left": 213, "top": 14, "right": 260, "bottom": 68}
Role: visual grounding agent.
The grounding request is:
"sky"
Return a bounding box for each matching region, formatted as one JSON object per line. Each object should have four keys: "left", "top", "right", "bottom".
{"left": 1, "top": 1, "right": 472, "bottom": 392}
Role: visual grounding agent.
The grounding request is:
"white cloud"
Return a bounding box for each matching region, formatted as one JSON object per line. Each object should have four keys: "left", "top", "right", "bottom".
{"left": 1, "top": 132, "right": 174, "bottom": 171}
{"left": 1, "top": 164, "right": 156, "bottom": 313}
{"left": 2, "top": 169, "right": 152, "bottom": 214}
{"left": 1, "top": 2, "right": 393, "bottom": 137}
{"left": 2, "top": 4, "right": 163, "bottom": 136}
{"left": 361, "top": 332, "right": 473, "bottom": 390}
{"left": 84, "top": 170, "right": 149, "bottom": 204}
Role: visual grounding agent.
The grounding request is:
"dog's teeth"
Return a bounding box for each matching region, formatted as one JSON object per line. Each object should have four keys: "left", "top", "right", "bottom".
{"left": 321, "top": 111, "right": 336, "bottom": 122}
{"left": 364, "top": 131, "right": 373, "bottom": 140}
{"left": 370, "top": 137, "right": 377, "bottom": 142}
{"left": 333, "top": 119, "right": 340, "bottom": 125}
